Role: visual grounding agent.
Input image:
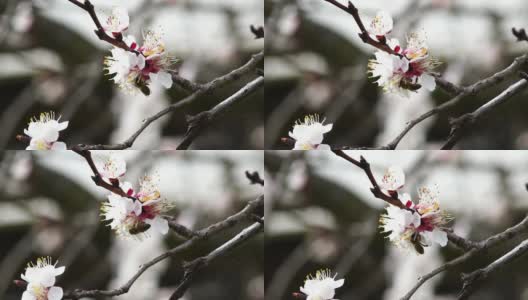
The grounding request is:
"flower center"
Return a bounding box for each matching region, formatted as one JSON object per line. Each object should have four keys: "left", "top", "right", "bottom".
{"left": 34, "top": 140, "right": 51, "bottom": 150}
{"left": 30, "top": 284, "right": 48, "bottom": 300}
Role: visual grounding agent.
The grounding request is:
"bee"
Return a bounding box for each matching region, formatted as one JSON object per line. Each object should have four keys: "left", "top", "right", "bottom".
{"left": 400, "top": 78, "right": 422, "bottom": 91}
{"left": 135, "top": 77, "right": 151, "bottom": 96}
{"left": 411, "top": 232, "right": 426, "bottom": 255}
{"left": 129, "top": 223, "right": 151, "bottom": 235}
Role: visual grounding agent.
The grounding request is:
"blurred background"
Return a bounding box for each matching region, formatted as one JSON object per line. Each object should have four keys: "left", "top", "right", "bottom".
{"left": 0, "top": 150, "right": 264, "bottom": 300}
{"left": 0, "top": 0, "right": 263, "bottom": 150}
{"left": 265, "top": 150, "right": 528, "bottom": 300}
{"left": 265, "top": 0, "right": 528, "bottom": 149}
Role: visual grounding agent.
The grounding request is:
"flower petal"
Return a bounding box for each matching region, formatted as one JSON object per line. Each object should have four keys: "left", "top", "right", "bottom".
{"left": 48, "top": 286, "right": 64, "bottom": 300}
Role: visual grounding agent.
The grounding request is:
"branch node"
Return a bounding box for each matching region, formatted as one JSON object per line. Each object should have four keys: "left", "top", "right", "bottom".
{"left": 245, "top": 171, "right": 264, "bottom": 186}
{"left": 250, "top": 25, "right": 264, "bottom": 39}
{"left": 512, "top": 27, "right": 528, "bottom": 43}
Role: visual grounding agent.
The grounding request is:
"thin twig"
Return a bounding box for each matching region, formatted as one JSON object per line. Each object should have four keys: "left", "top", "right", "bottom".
{"left": 331, "top": 150, "right": 408, "bottom": 209}
{"left": 66, "top": 0, "right": 138, "bottom": 53}
{"left": 321, "top": 0, "right": 400, "bottom": 55}
{"left": 71, "top": 148, "right": 133, "bottom": 199}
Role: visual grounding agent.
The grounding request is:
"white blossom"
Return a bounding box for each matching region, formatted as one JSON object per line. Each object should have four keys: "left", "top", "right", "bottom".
{"left": 101, "top": 175, "right": 170, "bottom": 239}
{"left": 368, "top": 51, "right": 411, "bottom": 97}
{"left": 104, "top": 48, "right": 146, "bottom": 94}
{"left": 379, "top": 167, "right": 450, "bottom": 254}
{"left": 24, "top": 112, "right": 68, "bottom": 150}
{"left": 299, "top": 269, "right": 344, "bottom": 300}
{"left": 368, "top": 11, "right": 393, "bottom": 37}
{"left": 380, "top": 186, "right": 450, "bottom": 253}
{"left": 289, "top": 115, "right": 333, "bottom": 150}
{"left": 104, "top": 30, "right": 175, "bottom": 95}
{"left": 21, "top": 257, "right": 65, "bottom": 300}
{"left": 379, "top": 166, "right": 405, "bottom": 192}
{"left": 368, "top": 31, "right": 440, "bottom": 97}
{"left": 103, "top": 7, "right": 129, "bottom": 34}
{"left": 139, "top": 30, "right": 174, "bottom": 89}
{"left": 93, "top": 152, "right": 127, "bottom": 180}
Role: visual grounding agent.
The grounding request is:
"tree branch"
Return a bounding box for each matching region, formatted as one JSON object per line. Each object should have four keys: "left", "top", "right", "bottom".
{"left": 63, "top": 195, "right": 263, "bottom": 299}
{"left": 176, "top": 76, "right": 263, "bottom": 149}
{"left": 441, "top": 76, "right": 528, "bottom": 149}
{"left": 72, "top": 51, "right": 263, "bottom": 151}
{"left": 458, "top": 239, "right": 528, "bottom": 299}
{"left": 168, "top": 219, "right": 264, "bottom": 299}
{"left": 384, "top": 53, "right": 528, "bottom": 150}
{"left": 401, "top": 215, "right": 528, "bottom": 300}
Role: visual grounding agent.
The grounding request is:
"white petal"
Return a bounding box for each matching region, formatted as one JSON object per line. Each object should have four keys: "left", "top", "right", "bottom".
{"left": 22, "top": 291, "right": 36, "bottom": 300}
{"left": 432, "top": 228, "right": 448, "bottom": 247}
{"left": 51, "top": 142, "right": 67, "bottom": 150}
{"left": 53, "top": 266, "right": 65, "bottom": 276}
{"left": 133, "top": 201, "right": 143, "bottom": 216}
{"left": 419, "top": 73, "right": 436, "bottom": 91}
{"left": 40, "top": 273, "right": 56, "bottom": 287}
{"left": 48, "top": 286, "right": 64, "bottom": 300}
{"left": 57, "top": 121, "right": 69, "bottom": 131}
{"left": 333, "top": 278, "right": 345, "bottom": 288}
{"left": 316, "top": 144, "right": 331, "bottom": 150}
{"left": 146, "top": 216, "right": 169, "bottom": 235}
{"left": 150, "top": 71, "right": 173, "bottom": 89}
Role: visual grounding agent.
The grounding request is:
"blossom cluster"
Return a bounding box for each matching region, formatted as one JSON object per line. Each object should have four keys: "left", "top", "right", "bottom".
{"left": 20, "top": 257, "right": 65, "bottom": 300}
{"left": 378, "top": 166, "right": 450, "bottom": 254}
{"left": 95, "top": 152, "right": 170, "bottom": 238}
{"left": 103, "top": 7, "right": 176, "bottom": 95}
{"left": 367, "top": 11, "right": 440, "bottom": 97}
{"left": 298, "top": 269, "right": 344, "bottom": 300}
